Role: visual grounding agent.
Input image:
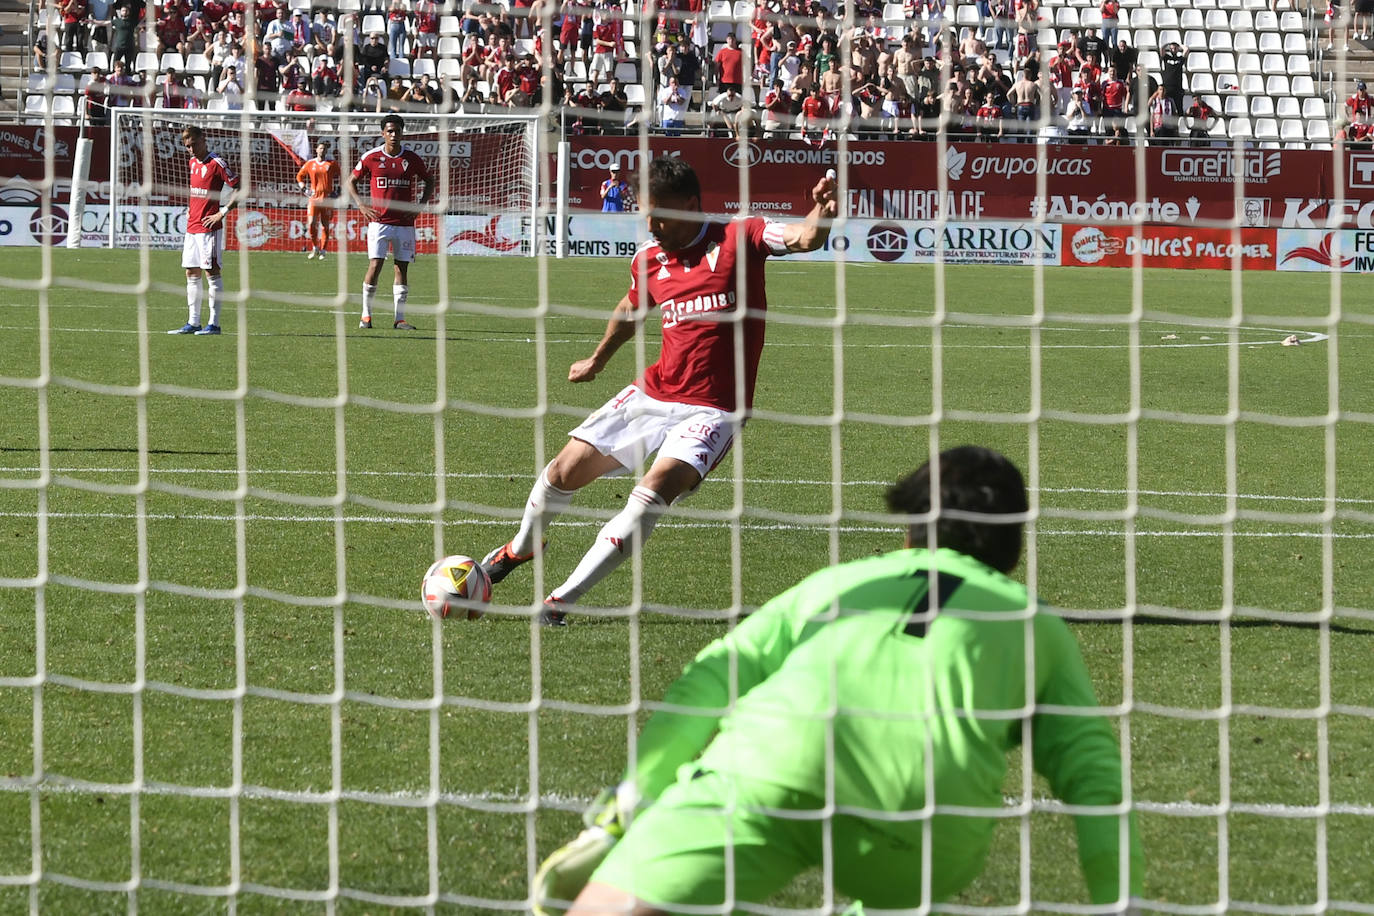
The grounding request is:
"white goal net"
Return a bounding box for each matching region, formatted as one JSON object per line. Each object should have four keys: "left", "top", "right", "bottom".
{"left": 5, "top": 0, "right": 1374, "bottom": 913}
{"left": 110, "top": 109, "right": 541, "bottom": 256}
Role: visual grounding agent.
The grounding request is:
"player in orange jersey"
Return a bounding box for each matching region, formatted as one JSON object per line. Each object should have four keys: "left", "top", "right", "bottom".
{"left": 296, "top": 140, "right": 341, "bottom": 260}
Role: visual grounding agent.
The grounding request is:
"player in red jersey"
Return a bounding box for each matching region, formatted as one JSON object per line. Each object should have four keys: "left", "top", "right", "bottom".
{"left": 297, "top": 140, "right": 341, "bottom": 260}
{"left": 346, "top": 114, "right": 434, "bottom": 330}
{"left": 479, "top": 157, "right": 838, "bottom": 626}
{"left": 169, "top": 125, "right": 242, "bottom": 336}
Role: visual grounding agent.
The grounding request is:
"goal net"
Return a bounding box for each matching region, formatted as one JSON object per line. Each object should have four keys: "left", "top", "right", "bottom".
{"left": 110, "top": 109, "right": 541, "bottom": 256}
{"left": 5, "top": 1, "right": 1374, "bottom": 914}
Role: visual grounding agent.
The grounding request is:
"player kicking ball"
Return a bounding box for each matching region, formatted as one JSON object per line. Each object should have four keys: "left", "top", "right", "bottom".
{"left": 346, "top": 114, "right": 433, "bottom": 330}
{"left": 169, "top": 125, "right": 242, "bottom": 336}
{"left": 478, "top": 156, "right": 838, "bottom": 625}
{"left": 534, "top": 446, "right": 1146, "bottom": 915}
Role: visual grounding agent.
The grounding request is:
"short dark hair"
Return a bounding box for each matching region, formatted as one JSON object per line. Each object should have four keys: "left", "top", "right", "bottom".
{"left": 647, "top": 155, "right": 699, "bottom": 202}
{"left": 381, "top": 113, "right": 404, "bottom": 132}
{"left": 181, "top": 124, "right": 205, "bottom": 141}
{"left": 886, "top": 445, "right": 1028, "bottom": 573}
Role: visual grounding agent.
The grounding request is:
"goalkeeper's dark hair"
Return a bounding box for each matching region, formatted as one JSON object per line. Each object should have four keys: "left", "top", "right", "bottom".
{"left": 647, "top": 155, "right": 700, "bottom": 203}
{"left": 181, "top": 125, "right": 204, "bottom": 140}
{"left": 886, "top": 445, "right": 1028, "bottom": 574}
{"left": 381, "top": 113, "right": 404, "bottom": 133}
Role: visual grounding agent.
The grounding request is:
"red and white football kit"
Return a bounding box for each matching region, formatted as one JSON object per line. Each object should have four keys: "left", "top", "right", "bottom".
{"left": 352, "top": 144, "right": 432, "bottom": 260}
{"left": 569, "top": 216, "right": 788, "bottom": 479}
{"left": 183, "top": 150, "right": 239, "bottom": 269}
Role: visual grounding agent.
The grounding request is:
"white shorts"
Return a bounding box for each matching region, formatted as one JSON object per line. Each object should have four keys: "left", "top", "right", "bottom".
{"left": 570, "top": 384, "right": 738, "bottom": 483}
{"left": 368, "top": 222, "right": 417, "bottom": 262}
{"left": 590, "top": 50, "right": 616, "bottom": 75}
{"left": 182, "top": 229, "right": 224, "bottom": 270}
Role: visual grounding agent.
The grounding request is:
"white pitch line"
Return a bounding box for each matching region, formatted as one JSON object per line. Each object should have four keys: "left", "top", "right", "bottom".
{"left": 5, "top": 467, "right": 1373, "bottom": 507}
{"left": 5, "top": 781, "right": 1370, "bottom": 819}
{"left": 2, "top": 510, "right": 1372, "bottom": 539}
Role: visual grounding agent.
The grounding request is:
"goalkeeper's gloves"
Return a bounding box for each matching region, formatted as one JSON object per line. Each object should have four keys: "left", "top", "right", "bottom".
{"left": 532, "top": 782, "right": 639, "bottom": 916}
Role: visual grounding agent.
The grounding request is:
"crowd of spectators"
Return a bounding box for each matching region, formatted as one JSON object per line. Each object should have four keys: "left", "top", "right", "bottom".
{"left": 31, "top": 0, "right": 1265, "bottom": 143}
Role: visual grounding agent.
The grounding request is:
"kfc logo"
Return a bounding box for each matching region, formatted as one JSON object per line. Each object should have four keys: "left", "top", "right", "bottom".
{"left": 722, "top": 141, "right": 763, "bottom": 168}
{"left": 1241, "top": 198, "right": 1271, "bottom": 227}
{"left": 1349, "top": 153, "right": 1374, "bottom": 189}
{"left": 1070, "top": 227, "right": 1123, "bottom": 265}
{"left": 866, "top": 223, "right": 908, "bottom": 261}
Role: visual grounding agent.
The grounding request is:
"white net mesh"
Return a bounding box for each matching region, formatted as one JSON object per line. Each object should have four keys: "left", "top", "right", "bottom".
{"left": 5, "top": 0, "right": 1374, "bottom": 912}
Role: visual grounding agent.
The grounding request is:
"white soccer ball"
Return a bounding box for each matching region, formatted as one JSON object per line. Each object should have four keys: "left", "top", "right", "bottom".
{"left": 421, "top": 555, "right": 492, "bottom": 620}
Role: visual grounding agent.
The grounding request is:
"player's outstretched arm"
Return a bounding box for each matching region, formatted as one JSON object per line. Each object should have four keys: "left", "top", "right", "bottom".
{"left": 568, "top": 295, "right": 636, "bottom": 383}
{"left": 782, "top": 171, "right": 839, "bottom": 253}
{"left": 1029, "top": 615, "right": 1146, "bottom": 906}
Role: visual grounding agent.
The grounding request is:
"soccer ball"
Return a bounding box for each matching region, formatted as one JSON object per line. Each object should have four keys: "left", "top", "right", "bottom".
{"left": 421, "top": 555, "right": 492, "bottom": 620}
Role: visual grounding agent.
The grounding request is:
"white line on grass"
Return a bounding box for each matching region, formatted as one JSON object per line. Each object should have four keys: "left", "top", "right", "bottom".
{"left": 5, "top": 780, "right": 1372, "bottom": 819}
{"left": 5, "top": 467, "right": 1373, "bottom": 507}
{"left": 2, "top": 510, "right": 1371, "bottom": 538}
{"left": 0, "top": 322, "right": 1331, "bottom": 349}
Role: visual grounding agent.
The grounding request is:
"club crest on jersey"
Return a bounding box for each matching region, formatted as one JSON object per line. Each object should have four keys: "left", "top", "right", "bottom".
{"left": 704, "top": 241, "right": 721, "bottom": 272}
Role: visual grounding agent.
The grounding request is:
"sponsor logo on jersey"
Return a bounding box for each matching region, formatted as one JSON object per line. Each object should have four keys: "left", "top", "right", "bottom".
{"left": 660, "top": 290, "right": 736, "bottom": 328}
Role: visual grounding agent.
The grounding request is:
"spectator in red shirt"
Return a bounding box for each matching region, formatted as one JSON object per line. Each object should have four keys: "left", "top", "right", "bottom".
{"left": 156, "top": 4, "right": 187, "bottom": 56}
{"left": 800, "top": 83, "right": 830, "bottom": 142}
{"left": 285, "top": 83, "right": 315, "bottom": 111}
{"left": 413, "top": 0, "right": 439, "bottom": 58}
{"left": 713, "top": 31, "right": 744, "bottom": 93}
{"left": 1350, "top": 110, "right": 1374, "bottom": 145}
{"left": 1099, "top": 0, "right": 1119, "bottom": 49}
{"left": 1099, "top": 64, "right": 1129, "bottom": 143}
{"left": 312, "top": 54, "right": 341, "bottom": 95}
{"left": 61, "top": 0, "right": 89, "bottom": 53}
{"left": 975, "top": 94, "right": 1003, "bottom": 140}
{"left": 1346, "top": 80, "right": 1372, "bottom": 120}
{"left": 84, "top": 66, "right": 110, "bottom": 124}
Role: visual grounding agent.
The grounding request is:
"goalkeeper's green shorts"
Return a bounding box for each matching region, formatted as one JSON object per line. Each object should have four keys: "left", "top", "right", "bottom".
{"left": 590, "top": 768, "right": 988, "bottom": 912}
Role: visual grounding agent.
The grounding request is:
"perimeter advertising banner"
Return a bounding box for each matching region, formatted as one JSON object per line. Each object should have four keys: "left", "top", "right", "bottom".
{"left": 1276, "top": 229, "right": 1374, "bottom": 272}
{"left": 1063, "top": 224, "right": 1278, "bottom": 270}
{"left": 561, "top": 137, "right": 1374, "bottom": 232}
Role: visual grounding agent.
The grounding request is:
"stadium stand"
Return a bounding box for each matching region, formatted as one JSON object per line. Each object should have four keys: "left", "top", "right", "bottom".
{"left": 4, "top": 0, "right": 1374, "bottom": 147}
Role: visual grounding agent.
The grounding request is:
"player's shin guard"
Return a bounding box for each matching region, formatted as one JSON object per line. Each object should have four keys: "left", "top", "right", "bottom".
{"left": 549, "top": 486, "right": 667, "bottom": 604}
{"left": 361, "top": 283, "right": 377, "bottom": 321}
{"left": 393, "top": 284, "right": 408, "bottom": 321}
{"left": 186, "top": 278, "right": 203, "bottom": 326}
{"left": 510, "top": 466, "right": 576, "bottom": 556}
{"left": 206, "top": 275, "right": 224, "bottom": 327}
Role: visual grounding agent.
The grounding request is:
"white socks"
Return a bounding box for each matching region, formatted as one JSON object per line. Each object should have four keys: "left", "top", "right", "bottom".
{"left": 393, "top": 284, "right": 408, "bottom": 322}
{"left": 550, "top": 486, "right": 668, "bottom": 604}
{"left": 207, "top": 275, "right": 224, "bottom": 327}
{"left": 186, "top": 278, "right": 203, "bottom": 326}
{"left": 510, "top": 466, "right": 576, "bottom": 556}
{"left": 361, "top": 283, "right": 377, "bottom": 321}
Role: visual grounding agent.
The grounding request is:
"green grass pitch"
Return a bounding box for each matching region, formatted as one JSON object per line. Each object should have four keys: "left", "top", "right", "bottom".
{"left": 1, "top": 247, "right": 1373, "bottom": 914}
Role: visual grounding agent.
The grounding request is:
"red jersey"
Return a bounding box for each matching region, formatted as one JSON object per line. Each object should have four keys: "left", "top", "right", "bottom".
{"left": 1347, "top": 92, "right": 1372, "bottom": 117}
{"left": 714, "top": 44, "right": 744, "bottom": 83}
{"left": 1101, "top": 77, "right": 1127, "bottom": 109}
{"left": 801, "top": 94, "right": 829, "bottom": 121}
{"left": 187, "top": 151, "right": 239, "bottom": 234}
{"left": 352, "top": 145, "right": 432, "bottom": 226}
{"left": 626, "top": 217, "right": 787, "bottom": 411}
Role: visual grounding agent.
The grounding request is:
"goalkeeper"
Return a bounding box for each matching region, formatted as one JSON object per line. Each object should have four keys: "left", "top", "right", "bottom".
{"left": 537, "top": 445, "right": 1145, "bottom": 915}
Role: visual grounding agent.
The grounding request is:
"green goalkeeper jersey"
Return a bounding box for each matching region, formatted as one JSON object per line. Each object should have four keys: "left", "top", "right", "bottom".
{"left": 629, "top": 547, "right": 1144, "bottom": 904}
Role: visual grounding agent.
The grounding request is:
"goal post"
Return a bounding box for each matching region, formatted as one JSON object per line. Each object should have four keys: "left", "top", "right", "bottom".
{"left": 109, "top": 109, "right": 543, "bottom": 257}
